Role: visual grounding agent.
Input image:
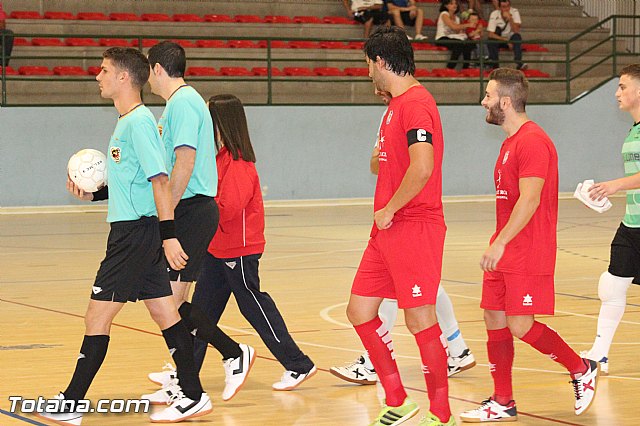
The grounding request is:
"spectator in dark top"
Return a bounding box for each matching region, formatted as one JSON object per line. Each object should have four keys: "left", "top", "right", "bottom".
{"left": 0, "top": 2, "right": 14, "bottom": 67}
{"left": 487, "top": 0, "right": 527, "bottom": 70}
{"left": 343, "top": 0, "right": 390, "bottom": 38}
{"left": 386, "top": 0, "right": 427, "bottom": 40}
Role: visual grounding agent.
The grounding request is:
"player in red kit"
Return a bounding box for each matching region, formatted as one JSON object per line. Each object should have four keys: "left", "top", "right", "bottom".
{"left": 346, "top": 27, "right": 453, "bottom": 426}
{"left": 459, "top": 68, "right": 599, "bottom": 423}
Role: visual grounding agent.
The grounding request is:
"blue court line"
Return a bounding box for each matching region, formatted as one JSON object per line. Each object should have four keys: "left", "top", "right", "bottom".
{"left": 0, "top": 409, "right": 47, "bottom": 425}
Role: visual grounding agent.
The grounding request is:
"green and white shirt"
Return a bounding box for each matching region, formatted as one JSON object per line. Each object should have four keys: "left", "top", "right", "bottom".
{"left": 622, "top": 122, "right": 640, "bottom": 228}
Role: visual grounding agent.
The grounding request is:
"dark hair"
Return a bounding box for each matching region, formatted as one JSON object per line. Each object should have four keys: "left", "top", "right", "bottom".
{"left": 620, "top": 64, "right": 640, "bottom": 81}
{"left": 439, "top": 0, "right": 459, "bottom": 13}
{"left": 147, "top": 41, "right": 186, "bottom": 78}
{"left": 364, "top": 27, "right": 415, "bottom": 77}
{"left": 489, "top": 68, "right": 528, "bottom": 112}
{"left": 208, "top": 94, "right": 256, "bottom": 163}
{"left": 102, "top": 47, "right": 150, "bottom": 89}
{"left": 468, "top": 11, "right": 479, "bottom": 17}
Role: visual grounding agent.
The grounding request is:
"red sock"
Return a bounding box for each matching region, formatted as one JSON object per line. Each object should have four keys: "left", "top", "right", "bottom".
{"left": 487, "top": 328, "right": 514, "bottom": 405}
{"left": 354, "top": 317, "right": 407, "bottom": 406}
{"left": 520, "top": 321, "right": 586, "bottom": 375}
{"left": 415, "top": 324, "right": 450, "bottom": 423}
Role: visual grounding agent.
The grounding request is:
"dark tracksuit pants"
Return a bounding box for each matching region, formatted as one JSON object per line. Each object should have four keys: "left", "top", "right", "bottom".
{"left": 191, "top": 252, "right": 314, "bottom": 374}
{"left": 487, "top": 33, "right": 524, "bottom": 69}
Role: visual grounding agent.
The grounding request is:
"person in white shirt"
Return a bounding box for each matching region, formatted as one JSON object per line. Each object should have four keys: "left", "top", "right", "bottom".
{"left": 343, "top": 0, "right": 390, "bottom": 38}
{"left": 435, "top": 0, "right": 475, "bottom": 69}
{"left": 486, "top": 0, "right": 526, "bottom": 70}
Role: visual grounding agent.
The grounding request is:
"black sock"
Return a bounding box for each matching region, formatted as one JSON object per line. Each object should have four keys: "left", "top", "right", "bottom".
{"left": 178, "top": 301, "right": 242, "bottom": 360}
{"left": 63, "top": 335, "right": 110, "bottom": 401}
{"left": 162, "top": 320, "right": 203, "bottom": 400}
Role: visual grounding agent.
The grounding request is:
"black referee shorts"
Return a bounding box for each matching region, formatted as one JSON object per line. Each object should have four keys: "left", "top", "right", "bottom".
{"left": 169, "top": 195, "right": 219, "bottom": 282}
{"left": 608, "top": 222, "right": 640, "bottom": 284}
{"left": 92, "top": 216, "right": 172, "bottom": 303}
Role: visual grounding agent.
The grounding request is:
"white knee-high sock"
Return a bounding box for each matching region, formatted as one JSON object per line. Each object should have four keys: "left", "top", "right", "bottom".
{"left": 436, "top": 285, "right": 468, "bottom": 357}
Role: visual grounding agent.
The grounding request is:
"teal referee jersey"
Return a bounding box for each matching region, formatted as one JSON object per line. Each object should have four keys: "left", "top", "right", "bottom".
{"left": 622, "top": 122, "right": 640, "bottom": 228}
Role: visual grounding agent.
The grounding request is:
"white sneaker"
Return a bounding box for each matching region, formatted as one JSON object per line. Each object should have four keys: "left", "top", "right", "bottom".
{"left": 34, "top": 393, "right": 83, "bottom": 426}
{"left": 149, "top": 391, "right": 212, "bottom": 423}
{"left": 148, "top": 362, "right": 177, "bottom": 387}
{"left": 580, "top": 350, "right": 609, "bottom": 375}
{"left": 459, "top": 397, "right": 517, "bottom": 422}
{"left": 142, "top": 378, "right": 182, "bottom": 405}
{"left": 572, "top": 358, "right": 599, "bottom": 415}
{"left": 414, "top": 34, "right": 427, "bottom": 41}
{"left": 407, "top": 35, "right": 413, "bottom": 40}
{"left": 272, "top": 365, "right": 317, "bottom": 391}
{"left": 329, "top": 355, "right": 378, "bottom": 385}
{"left": 448, "top": 348, "right": 477, "bottom": 377}
{"left": 222, "top": 344, "right": 256, "bottom": 401}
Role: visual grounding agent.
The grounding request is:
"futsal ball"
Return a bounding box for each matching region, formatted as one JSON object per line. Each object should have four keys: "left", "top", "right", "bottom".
{"left": 67, "top": 149, "right": 107, "bottom": 193}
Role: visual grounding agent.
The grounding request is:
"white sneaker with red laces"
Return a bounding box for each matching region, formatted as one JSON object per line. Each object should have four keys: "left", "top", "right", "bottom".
{"left": 459, "top": 397, "right": 517, "bottom": 422}
{"left": 572, "top": 358, "right": 599, "bottom": 415}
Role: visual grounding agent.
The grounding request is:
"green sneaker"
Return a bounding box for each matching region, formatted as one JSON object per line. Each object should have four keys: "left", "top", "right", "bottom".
{"left": 418, "top": 411, "right": 457, "bottom": 426}
{"left": 370, "top": 397, "right": 420, "bottom": 426}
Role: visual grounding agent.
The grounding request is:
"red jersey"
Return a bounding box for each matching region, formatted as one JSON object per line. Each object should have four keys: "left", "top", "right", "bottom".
{"left": 208, "top": 146, "right": 266, "bottom": 258}
{"left": 492, "top": 121, "right": 558, "bottom": 275}
{"left": 374, "top": 85, "right": 445, "bottom": 231}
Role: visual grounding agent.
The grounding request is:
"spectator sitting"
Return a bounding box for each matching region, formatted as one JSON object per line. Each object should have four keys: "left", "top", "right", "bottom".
{"left": 464, "top": 11, "right": 485, "bottom": 65}
{"left": 385, "top": 0, "right": 427, "bottom": 40}
{"left": 343, "top": 0, "right": 390, "bottom": 38}
{"left": 487, "top": 0, "right": 526, "bottom": 70}
{"left": 435, "top": 0, "right": 475, "bottom": 70}
{"left": 467, "top": 0, "right": 498, "bottom": 20}
{"left": 0, "top": 2, "right": 14, "bottom": 67}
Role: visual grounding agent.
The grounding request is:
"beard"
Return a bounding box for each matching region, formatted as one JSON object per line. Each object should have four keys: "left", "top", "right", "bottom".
{"left": 485, "top": 102, "right": 505, "bottom": 125}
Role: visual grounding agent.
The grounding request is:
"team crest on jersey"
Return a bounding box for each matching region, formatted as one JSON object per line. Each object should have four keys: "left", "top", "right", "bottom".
{"left": 386, "top": 110, "right": 394, "bottom": 125}
{"left": 502, "top": 150, "right": 510, "bottom": 164}
{"left": 158, "top": 124, "right": 163, "bottom": 136}
{"left": 110, "top": 147, "right": 121, "bottom": 163}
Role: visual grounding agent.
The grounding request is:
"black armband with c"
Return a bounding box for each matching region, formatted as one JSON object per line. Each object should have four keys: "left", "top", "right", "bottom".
{"left": 159, "top": 220, "right": 177, "bottom": 240}
{"left": 91, "top": 185, "right": 109, "bottom": 202}
{"left": 406, "top": 128, "right": 433, "bottom": 146}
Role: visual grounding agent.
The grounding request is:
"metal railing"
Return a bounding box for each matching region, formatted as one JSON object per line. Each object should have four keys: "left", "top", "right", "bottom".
{"left": 1, "top": 15, "right": 638, "bottom": 106}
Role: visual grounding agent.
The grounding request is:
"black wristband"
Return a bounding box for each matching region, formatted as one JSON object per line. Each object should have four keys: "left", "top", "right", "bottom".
{"left": 91, "top": 185, "right": 108, "bottom": 202}
{"left": 159, "top": 220, "right": 176, "bottom": 240}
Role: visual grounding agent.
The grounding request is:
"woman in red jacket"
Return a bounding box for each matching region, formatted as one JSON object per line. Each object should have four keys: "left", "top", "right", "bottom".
{"left": 191, "top": 94, "right": 316, "bottom": 391}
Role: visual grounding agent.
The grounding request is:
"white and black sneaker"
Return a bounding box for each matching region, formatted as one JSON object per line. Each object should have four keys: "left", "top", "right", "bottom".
{"left": 34, "top": 393, "right": 83, "bottom": 426}
{"left": 148, "top": 362, "right": 177, "bottom": 387}
{"left": 142, "top": 378, "right": 182, "bottom": 405}
{"left": 222, "top": 344, "right": 256, "bottom": 401}
{"left": 448, "top": 348, "right": 477, "bottom": 377}
{"left": 272, "top": 366, "right": 317, "bottom": 391}
{"left": 459, "top": 397, "right": 517, "bottom": 422}
{"left": 330, "top": 354, "right": 378, "bottom": 385}
{"left": 149, "top": 391, "right": 212, "bottom": 423}
{"left": 572, "top": 358, "right": 599, "bottom": 415}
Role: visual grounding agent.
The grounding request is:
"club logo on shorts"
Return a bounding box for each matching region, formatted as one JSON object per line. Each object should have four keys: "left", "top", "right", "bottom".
{"left": 92, "top": 286, "right": 102, "bottom": 294}
{"left": 225, "top": 261, "right": 237, "bottom": 269}
{"left": 522, "top": 293, "right": 533, "bottom": 306}
{"left": 110, "top": 147, "right": 121, "bottom": 163}
{"left": 502, "top": 150, "right": 510, "bottom": 164}
{"left": 386, "top": 110, "right": 394, "bottom": 125}
{"left": 412, "top": 284, "right": 422, "bottom": 298}
{"left": 158, "top": 124, "right": 163, "bottom": 136}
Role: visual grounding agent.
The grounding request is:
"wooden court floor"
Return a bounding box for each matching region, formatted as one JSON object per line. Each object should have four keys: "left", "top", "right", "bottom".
{"left": 1, "top": 198, "right": 638, "bottom": 425}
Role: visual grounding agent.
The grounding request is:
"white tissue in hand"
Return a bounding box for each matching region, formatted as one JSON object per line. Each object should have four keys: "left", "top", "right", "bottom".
{"left": 573, "top": 179, "right": 612, "bottom": 213}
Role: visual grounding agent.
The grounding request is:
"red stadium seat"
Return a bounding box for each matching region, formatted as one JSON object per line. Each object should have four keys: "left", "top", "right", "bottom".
{"left": 251, "top": 67, "right": 284, "bottom": 76}
{"left": 196, "top": 40, "right": 227, "bottom": 48}
{"left": 414, "top": 69, "right": 432, "bottom": 77}
{"left": 288, "top": 41, "right": 320, "bottom": 49}
{"left": 264, "top": 16, "right": 293, "bottom": 24}
{"left": 412, "top": 42, "right": 441, "bottom": 51}
{"left": 185, "top": 67, "right": 220, "bottom": 76}
{"left": 522, "top": 43, "right": 549, "bottom": 52}
{"left": 19, "top": 66, "right": 54, "bottom": 76}
{"left": 293, "top": 16, "right": 323, "bottom": 24}
{"left": 343, "top": 67, "right": 369, "bottom": 76}
{"left": 173, "top": 14, "right": 204, "bottom": 22}
{"left": 9, "top": 11, "right": 43, "bottom": 19}
{"left": 431, "top": 68, "right": 460, "bottom": 77}
{"left": 268, "top": 40, "right": 290, "bottom": 49}
{"left": 87, "top": 66, "right": 102, "bottom": 75}
{"left": 99, "top": 38, "right": 131, "bottom": 47}
{"left": 0, "top": 66, "right": 18, "bottom": 75}
{"left": 347, "top": 41, "right": 365, "bottom": 49}
{"left": 423, "top": 18, "right": 436, "bottom": 26}
{"left": 44, "top": 11, "right": 75, "bottom": 20}
{"left": 226, "top": 40, "right": 261, "bottom": 49}
{"left": 65, "top": 38, "right": 100, "bottom": 47}
{"left": 76, "top": 12, "right": 109, "bottom": 21}
{"left": 14, "top": 38, "right": 32, "bottom": 46}
{"left": 31, "top": 38, "right": 64, "bottom": 46}
{"left": 53, "top": 66, "right": 89, "bottom": 76}
{"left": 313, "top": 67, "right": 344, "bottom": 76}
{"left": 234, "top": 15, "right": 262, "bottom": 23}
{"left": 203, "top": 14, "right": 234, "bottom": 23}
{"left": 219, "top": 67, "right": 253, "bottom": 76}
{"left": 522, "top": 69, "right": 551, "bottom": 78}
{"left": 323, "top": 16, "right": 355, "bottom": 25}
{"left": 109, "top": 13, "right": 140, "bottom": 21}
{"left": 319, "top": 41, "right": 348, "bottom": 49}
{"left": 171, "top": 39, "right": 197, "bottom": 48}
{"left": 130, "top": 39, "right": 159, "bottom": 48}
{"left": 141, "top": 14, "right": 171, "bottom": 22}
{"left": 283, "top": 67, "right": 315, "bottom": 76}
{"left": 458, "top": 68, "right": 481, "bottom": 77}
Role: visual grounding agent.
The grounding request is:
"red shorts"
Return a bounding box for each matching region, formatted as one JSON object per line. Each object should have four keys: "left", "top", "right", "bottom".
{"left": 351, "top": 221, "right": 445, "bottom": 309}
{"left": 481, "top": 271, "right": 555, "bottom": 315}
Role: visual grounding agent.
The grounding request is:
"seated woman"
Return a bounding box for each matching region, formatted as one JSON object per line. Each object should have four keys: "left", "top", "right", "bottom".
{"left": 435, "top": 0, "right": 475, "bottom": 69}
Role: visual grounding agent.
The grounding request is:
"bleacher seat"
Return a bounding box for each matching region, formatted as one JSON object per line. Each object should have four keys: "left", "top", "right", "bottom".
{"left": 130, "top": 39, "right": 159, "bottom": 47}
{"left": 14, "top": 38, "right": 31, "bottom": 46}
{"left": 53, "top": 66, "right": 89, "bottom": 76}
{"left": 44, "top": 11, "right": 75, "bottom": 20}
{"left": 323, "top": 16, "right": 355, "bottom": 25}
{"left": 412, "top": 43, "right": 442, "bottom": 51}
{"left": 76, "top": 12, "right": 109, "bottom": 21}
{"left": 431, "top": 68, "right": 460, "bottom": 77}
{"left": 66, "top": 38, "right": 100, "bottom": 47}
{"left": 264, "top": 16, "right": 293, "bottom": 24}
{"left": 522, "top": 44, "right": 549, "bottom": 52}
{"left": 423, "top": 18, "right": 437, "bottom": 26}
{"left": 251, "top": 67, "right": 284, "bottom": 76}
{"left": 234, "top": 15, "right": 262, "bottom": 23}
{"left": 31, "top": 38, "right": 65, "bottom": 46}
{"left": 343, "top": 67, "right": 369, "bottom": 76}
{"left": 0, "top": 66, "right": 18, "bottom": 75}
{"left": 109, "top": 13, "right": 139, "bottom": 21}
{"left": 414, "top": 69, "right": 432, "bottom": 77}
{"left": 19, "top": 66, "right": 54, "bottom": 76}
{"left": 196, "top": 40, "right": 227, "bottom": 48}
{"left": 347, "top": 41, "right": 365, "bottom": 49}
{"left": 173, "top": 14, "right": 204, "bottom": 22}
{"left": 319, "top": 41, "right": 348, "bottom": 49}
{"left": 141, "top": 14, "right": 172, "bottom": 22}
{"left": 288, "top": 41, "right": 320, "bottom": 49}
{"left": 293, "top": 16, "right": 323, "bottom": 24}
{"left": 87, "top": 66, "right": 102, "bottom": 75}
{"left": 172, "top": 39, "right": 198, "bottom": 48}
{"left": 523, "top": 69, "right": 551, "bottom": 78}
{"left": 226, "top": 40, "right": 261, "bottom": 49}
{"left": 9, "top": 11, "right": 43, "bottom": 19}
{"left": 185, "top": 67, "right": 220, "bottom": 76}
{"left": 203, "top": 14, "right": 234, "bottom": 23}
{"left": 458, "top": 68, "right": 482, "bottom": 78}
{"left": 269, "top": 40, "right": 290, "bottom": 49}
{"left": 313, "top": 67, "right": 344, "bottom": 76}
{"left": 219, "top": 67, "right": 253, "bottom": 76}
{"left": 283, "top": 67, "right": 315, "bottom": 76}
{"left": 99, "top": 38, "right": 131, "bottom": 47}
